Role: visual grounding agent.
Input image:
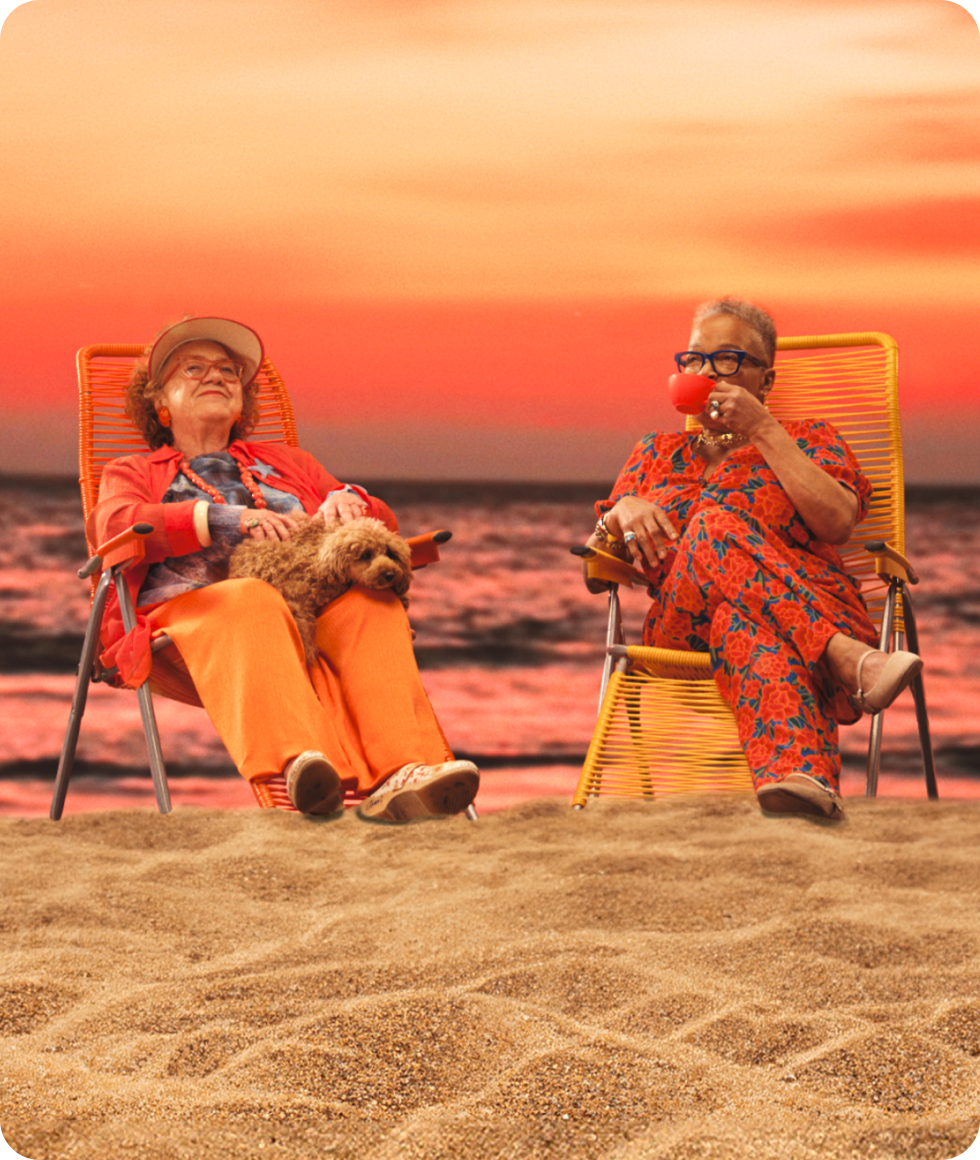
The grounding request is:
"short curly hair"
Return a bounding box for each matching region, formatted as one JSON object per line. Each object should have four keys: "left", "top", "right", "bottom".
{"left": 691, "top": 296, "right": 777, "bottom": 366}
{"left": 125, "top": 333, "right": 261, "bottom": 451}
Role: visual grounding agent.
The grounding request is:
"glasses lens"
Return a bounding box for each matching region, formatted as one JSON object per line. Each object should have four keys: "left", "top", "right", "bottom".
{"left": 677, "top": 353, "right": 705, "bottom": 372}
{"left": 179, "top": 359, "right": 242, "bottom": 380}
{"left": 711, "top": 351, "right": 743, "bottom": 375}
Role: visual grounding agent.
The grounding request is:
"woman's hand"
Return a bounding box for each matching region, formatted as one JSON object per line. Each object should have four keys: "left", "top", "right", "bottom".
{"left": 706, "top": 382, "right": 779, "bottom": 440}
{"left": 239, "top": 509, "right": 301, "bottom": 542}
{"left": 707, "top": 383, "right": 859, "bottom": 545}
{"left": 316, "top": 490, "right": 369, "bottom": 526}
{"left": 603, "top": 496, "right": 678, "bottom": 571}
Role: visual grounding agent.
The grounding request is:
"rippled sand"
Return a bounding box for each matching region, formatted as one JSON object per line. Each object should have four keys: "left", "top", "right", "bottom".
{"left": 2, "top": 797, "right": 978, "bottom": 1159}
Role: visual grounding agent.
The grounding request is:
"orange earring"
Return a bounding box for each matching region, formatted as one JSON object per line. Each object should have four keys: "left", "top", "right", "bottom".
{"left": 157, "top": 407, "right": 172, "bottom": 428}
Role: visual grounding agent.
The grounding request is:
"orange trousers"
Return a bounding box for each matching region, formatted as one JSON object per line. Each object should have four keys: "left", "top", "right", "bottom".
{"left": 144, "top": 579, "right": 452, "bottom": 794}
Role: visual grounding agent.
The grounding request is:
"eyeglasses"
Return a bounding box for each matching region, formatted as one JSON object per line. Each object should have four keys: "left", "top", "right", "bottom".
{"left": 167, "top": 356, "right": 244, "bottom": 382}
{"left": 674, "top": 350, "right": 768, "bottom": 376}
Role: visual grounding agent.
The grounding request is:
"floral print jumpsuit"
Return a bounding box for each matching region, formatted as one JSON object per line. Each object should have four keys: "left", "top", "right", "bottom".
{"left": 597, "top": 419, "right": 879, "bottom": 794}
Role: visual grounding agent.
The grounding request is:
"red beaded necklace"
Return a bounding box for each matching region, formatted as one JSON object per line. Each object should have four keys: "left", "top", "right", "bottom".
{"left": 177, "top": 453, "right": 268, "bottom": 510}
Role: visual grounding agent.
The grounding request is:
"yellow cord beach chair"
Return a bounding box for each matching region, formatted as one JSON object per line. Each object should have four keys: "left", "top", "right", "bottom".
{"left": 572, "top": 332, "right": 937, "bottom": 808}
{"left": 51, "top": 344, "right": 453, "bottom": 819}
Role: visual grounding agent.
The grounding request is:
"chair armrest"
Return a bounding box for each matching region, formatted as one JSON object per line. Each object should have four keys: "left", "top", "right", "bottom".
{"left": 79, "top": 523, "right": 155, "bottom": 578}
{"left": 571, "top": 544, "right": 650, "bottom": 588}
{"left": 864, "top": 540, "right": 919, "bottom": 585}
{"left": 406, "top": 529, "right": 452, "bottom": 570}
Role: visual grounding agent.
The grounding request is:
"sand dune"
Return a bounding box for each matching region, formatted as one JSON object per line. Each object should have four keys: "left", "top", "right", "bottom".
{"left": 1, "top": 797, "right": 978, "bottom": 1160}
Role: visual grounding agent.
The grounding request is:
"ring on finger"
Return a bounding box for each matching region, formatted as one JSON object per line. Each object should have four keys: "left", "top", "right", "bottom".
{"left": 623, "top": 531, "right": 637, "bottom": 543}
{"left": 246, "top": 518, "right": 261, "bottom": 529}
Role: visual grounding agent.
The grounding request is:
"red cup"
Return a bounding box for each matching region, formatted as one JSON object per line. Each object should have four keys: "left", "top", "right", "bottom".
{"left": 668, "top": 373, "right": 715, "bottom": 415}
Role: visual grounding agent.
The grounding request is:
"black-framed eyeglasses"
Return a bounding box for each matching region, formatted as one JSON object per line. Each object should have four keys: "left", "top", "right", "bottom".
{"left": 674, "top": 350, "right": 769, "bottom": 376}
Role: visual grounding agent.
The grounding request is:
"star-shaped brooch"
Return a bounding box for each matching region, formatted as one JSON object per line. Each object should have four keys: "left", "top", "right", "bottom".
{"left": 247, "top": 458, "right": 278, "bottom": 481}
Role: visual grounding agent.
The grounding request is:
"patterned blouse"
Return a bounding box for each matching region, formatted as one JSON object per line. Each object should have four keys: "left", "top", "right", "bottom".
{"left": 597, "top": 418, "right": 872, "bottom": 597}
{"left": 136, "top": 451, "right": 303, "bottom": 608}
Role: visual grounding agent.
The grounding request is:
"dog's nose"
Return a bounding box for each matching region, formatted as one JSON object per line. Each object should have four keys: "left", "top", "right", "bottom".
{"left": 383, "top": 570, "right": 395, "bottom": 581}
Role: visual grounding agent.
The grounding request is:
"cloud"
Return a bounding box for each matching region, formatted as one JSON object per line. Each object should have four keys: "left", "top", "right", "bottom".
{"left": 741, "top": 197, "right": 980, "bottom": 256}
{"left": 835, "top": 90, "right": 980, "bottom": 167}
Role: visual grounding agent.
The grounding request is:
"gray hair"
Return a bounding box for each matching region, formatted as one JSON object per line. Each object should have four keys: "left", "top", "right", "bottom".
{"left": 692, "top": 296, "right": 777, "bottom": 366}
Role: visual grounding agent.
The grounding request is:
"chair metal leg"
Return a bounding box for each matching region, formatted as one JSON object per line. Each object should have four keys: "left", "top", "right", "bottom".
{"left": 135, "top": 681, "right": 172, "bottom": 814}
{"left": 865, "top": 714, "right": 884, "bottom": 799}
{"left": 900, "top": 587, "right": 938, "bottom": 800}
{"left": 598, "top": 585, "right": 624, "bottom": 712}
{"left": 582, "top": 585, "right": 628, "bottom": 804}
{"left": 865, "top": 580, "right": 897, "bottom": 799}
{"left": 116, "top": 568, "right": 172, "bottom": 815}
{"left": 51, "top": 571, "right": 114, "bottom": 820}
{"left": 465, "top": 804, "right": 478, "bottom": 821}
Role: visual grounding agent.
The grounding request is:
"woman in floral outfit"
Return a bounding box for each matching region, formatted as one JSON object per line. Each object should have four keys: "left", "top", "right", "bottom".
{"left": 588, "top": 297, "right": 922, "bottom": 819}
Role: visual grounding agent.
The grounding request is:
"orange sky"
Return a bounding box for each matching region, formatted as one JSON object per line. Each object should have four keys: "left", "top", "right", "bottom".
{"left": 1, "top": 0, "right": 978, "bottom": 481}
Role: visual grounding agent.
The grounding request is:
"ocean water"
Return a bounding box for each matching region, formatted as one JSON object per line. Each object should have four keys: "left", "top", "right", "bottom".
{"left": 1, "top": 476, "right": 978, "bottom": 814}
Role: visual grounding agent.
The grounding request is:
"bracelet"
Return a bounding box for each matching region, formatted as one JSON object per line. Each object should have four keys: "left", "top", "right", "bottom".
{"left": 594, "top": 514, "right": 625, "bottom": 547}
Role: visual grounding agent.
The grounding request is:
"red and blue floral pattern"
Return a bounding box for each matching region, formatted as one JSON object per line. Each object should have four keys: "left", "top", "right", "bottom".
{"left": 598, "top": 420, "right": 879, "bottom": 792}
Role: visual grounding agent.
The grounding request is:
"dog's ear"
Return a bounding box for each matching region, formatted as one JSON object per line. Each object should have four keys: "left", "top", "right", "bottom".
{"left": 315, "top": 534, "right": 350, "bottom": 591}
{"left": 386, "top": 537, "right": 412, "bottom": 571}
{"left": 318, "top": 527, "right": 376, "bottom": 586}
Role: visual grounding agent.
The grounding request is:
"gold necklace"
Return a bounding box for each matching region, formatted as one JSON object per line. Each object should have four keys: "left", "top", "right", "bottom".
{"left": 696, "top": 429, "right": 749, "bottom": 449}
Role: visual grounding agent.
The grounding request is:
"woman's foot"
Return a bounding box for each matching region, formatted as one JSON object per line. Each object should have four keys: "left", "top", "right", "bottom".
{"left": 357, "top": 760, "right": 479, "bottom": 823}
{"left": 855, "top": 649, "right": 923, "bottom": 714}
{"left": 824, "top": 635, "right": 922, "bottom": 714}
{"left": 757, "top": 773, "right": 844, "bottom": 820}
{"left": 285, "top": 751, "right": 343, "bottom": 814}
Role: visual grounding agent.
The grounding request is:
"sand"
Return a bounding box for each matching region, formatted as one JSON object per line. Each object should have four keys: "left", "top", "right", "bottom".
{"left": 1, "top": 796, "right": 978, "bottom": 1160}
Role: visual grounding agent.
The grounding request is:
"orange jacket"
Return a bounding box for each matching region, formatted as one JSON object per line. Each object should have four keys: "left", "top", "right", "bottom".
{"left": 89, "top": 441, "right": 397, "bottom": 686}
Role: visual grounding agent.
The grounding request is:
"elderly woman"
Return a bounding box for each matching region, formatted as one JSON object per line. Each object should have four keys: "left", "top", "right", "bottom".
{"left": 91, "top": 316, "right": 478, "bottom": 821}
{"left": 586, "top": 297, "right": 922, "bottom": 819}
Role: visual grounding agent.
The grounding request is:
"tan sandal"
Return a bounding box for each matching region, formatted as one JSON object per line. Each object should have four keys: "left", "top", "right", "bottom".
{"left": 855, "top": 649, "right": 923, "bottom": 714}
{"left": 757, "top": 773, "right": 844, "bottom": 820}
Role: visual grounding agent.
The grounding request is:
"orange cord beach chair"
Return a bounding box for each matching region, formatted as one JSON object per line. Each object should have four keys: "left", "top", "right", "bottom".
{"left": 572, "top": 332, "right": 938, "bottom": 808}
{"left": 51, "top": 343, "right": 455, "bottom": 819}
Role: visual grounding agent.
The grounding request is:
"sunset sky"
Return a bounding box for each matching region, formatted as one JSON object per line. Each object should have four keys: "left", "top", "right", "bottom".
{"left": 1, "top": 0, "right": 978, "bottom": 481}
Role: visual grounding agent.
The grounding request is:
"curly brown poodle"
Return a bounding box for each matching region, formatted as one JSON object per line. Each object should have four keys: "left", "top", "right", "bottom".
{"left": 228, "top": 516, "right": 412, "bottom": 665}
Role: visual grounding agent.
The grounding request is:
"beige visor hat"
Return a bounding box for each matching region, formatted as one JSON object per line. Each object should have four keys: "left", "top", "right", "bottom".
{"left": 148, "top": 317, "right": 265, "bottom": 387}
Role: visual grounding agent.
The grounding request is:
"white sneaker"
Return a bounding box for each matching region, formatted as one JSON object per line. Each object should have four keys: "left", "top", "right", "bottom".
{"left": 284, "top": 751, "right": 343, "bottom": 815}
{"left": 356, "top": 760, "right": 479, "bottom": 823}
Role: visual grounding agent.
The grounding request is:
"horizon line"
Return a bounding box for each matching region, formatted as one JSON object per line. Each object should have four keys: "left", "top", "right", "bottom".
{"left": 2, "top": 473, "right": 977, "bottom": 498}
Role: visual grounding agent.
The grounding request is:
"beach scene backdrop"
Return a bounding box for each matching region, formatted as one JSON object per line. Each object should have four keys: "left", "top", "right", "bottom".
{"left": 1, "top": 2, "right": 979, "bottom": 1158}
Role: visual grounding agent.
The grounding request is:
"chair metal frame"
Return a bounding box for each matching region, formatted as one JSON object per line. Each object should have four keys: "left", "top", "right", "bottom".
{"left": 51, "top": 344, "right": 462, "bottom": 819}
{"left": 573, "top": 332, "right": 937, "bottom": 807}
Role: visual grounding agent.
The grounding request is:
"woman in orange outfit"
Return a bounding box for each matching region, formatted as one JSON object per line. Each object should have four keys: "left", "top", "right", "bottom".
{"left": 90, "top": 316, "right": 479, "bottom": 821}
